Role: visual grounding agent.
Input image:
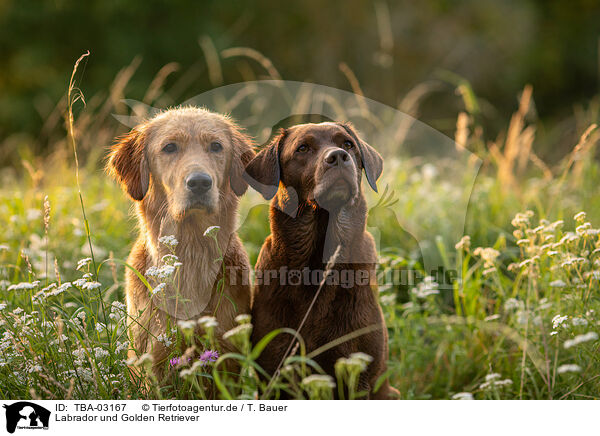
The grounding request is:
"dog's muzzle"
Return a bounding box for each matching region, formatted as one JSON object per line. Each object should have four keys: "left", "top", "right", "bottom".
{"left": 184, "top": 172, "right": 215, "bottom": 210}
{"left": 314, "top": 149, "right": 358, "bottom": 210}
{"left": 323, "top": 148, "right": 352, "bottom": 169}
{"left": 186, "top": 172, "right": 213, "bottom": 195}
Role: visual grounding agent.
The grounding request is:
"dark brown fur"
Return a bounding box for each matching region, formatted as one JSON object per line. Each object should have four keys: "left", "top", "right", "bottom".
{"left": 245, "top": 122, "right": 397, "bottom": 399}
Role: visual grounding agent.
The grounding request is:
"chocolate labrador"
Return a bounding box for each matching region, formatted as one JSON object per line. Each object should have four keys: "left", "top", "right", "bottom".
{"left": 245, "top": 121, "right": 397, "bottom": 399}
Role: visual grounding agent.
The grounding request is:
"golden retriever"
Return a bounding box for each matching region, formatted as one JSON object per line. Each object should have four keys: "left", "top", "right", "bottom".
{"left": 107, "top": 107, "right": 254, "bottom": 378}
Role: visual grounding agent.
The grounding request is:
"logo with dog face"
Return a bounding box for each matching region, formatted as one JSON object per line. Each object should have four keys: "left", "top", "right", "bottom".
{"left": 2, "top": 402, "right": 50, "bottom": 433}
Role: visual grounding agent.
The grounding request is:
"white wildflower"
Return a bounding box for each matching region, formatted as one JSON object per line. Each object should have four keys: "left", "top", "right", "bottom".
{"left": 550, "top": 279, "right": 567, "bottom": 288}
{"left": 32, "top": 290, "right": 46, "bottom": 304}
{"left": 177, "top": 319, "right": 196, "bottom": 332}
{"left": 571, "top": 317, "right": 588, "bottom": 327}
{"left": 125, "top": 353, "right": 153, "bottom": 368}
{"left": 336, "top": 355, "right": 369, "bottom": 373}
{"left": 516, "top": 310, "right": 529, "bottom": 325}
{"left": 452, "top": 392, "right": 474, "bottom": 400}
{"left": 72, "top": 277, "right": 86, "bottom": 288}
{"left": 41, "top": 283, "right": 57, "bottom": 293}
{"left": 504, "top": 298, "right": 523, "bottom": 311}
{"left": 538, "top": 298, "right": 552, "bottom": 311}
{"left": 548, "top": 220, "right": 564, "bottom": 231}
{"left": 552, "top": 314, "right": 569, "bottom": 330}
{"left": 455, "top": 236, "right": 471, "bottom": 251}
{"left": 473, "top": 247, "right": 500, "bottom": 268}
{"left": 234, "top": 314, "right": 252, "bottom": 324}
{"left": 94, "top": 347, "right": 110, "bottom": 359}
{"left": 75, "top": 368, "right": 94, "bottom": 382}
{"left": 158, "top": 235, "right": 178, "bottom": 248}
{"left": 157, "top": 265, "right": 176, "bottom": 279}
{"left": 302, "top": 374, "right": 336, "bottom": 389}
{"left": 203, "top": 226, "right": 220, "bottom": 238}
{"left": 145, "top": 266, "right": 159, "bottom": 278}
{"left": 483, "top": 266, "right": 497, "bottom": 276}
{"left": 156, "top": 333, "right": 173, "bottom": 347}
{"left": 151, "top": 283, "right": 166, "bottom": 295}
{"left": 82, "top": 281, "right": 102, "bottom": 291}
{"left": 161, "top": 254, "right": 179, "bottom": 264}
{"left": 76, "top": 257, "right": 93, "bottom": 270}
{"left": 511, "top": 211, "right": 534, "bottom": 227}
{"left": 576, "top": 223, "right": 592, "bottom": 236}
{"left": 111, "top": 301, "right": 126, "bottom": 313}
{"left": 585, "top": 271, "right": 600, "bottom": 280}
{"left": 115, "top": 341, "right": 129, "bottom": 354}
{"left": 479, "top": 372, "right": 513, "bottom": 390}
{"left": 380, "top": 294, "right": 396, "bottom": 305}
{"left": 532, "top": 225, "right": 545, "bottom": 234}
{"left": 557, "top": 364, "right": 582, "bottom": 374}
{"left": 223, "top": 323, "right": 253, "bottom": 349}
{"left": 411, "top": 276, "right": 439, "bottom": 299}
{"left": 574, "top": 211, "right": 586, "bottom": 222}
{"left": 564, "top": 332, "right": 599, "bottom": 349}
{"left": 28, "top": 364, "right": 43, "bottom": 373}
{"left": 485, "top": 373, "right": 501, "bottom": 382}
{"left": 72, "top": 348, "right": 86, "bottom": 359}
{"left": 8, "top": 281, "right": 40, "bottom": 291}
{"left": 198, "top": 316, "right": 219, "bottom": 329}
{"left": 50, "top": 334, "right": 68, "bottom": 345}
{"left": 180, "top": 360, "right": 205, "bottom": 378}
{"left": 349, "top": 352, "right": 374, "bottom": 365}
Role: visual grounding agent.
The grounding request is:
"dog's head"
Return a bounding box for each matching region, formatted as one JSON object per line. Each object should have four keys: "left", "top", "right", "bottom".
{"left": 107, "top": 107, "right": 254, "bottom": 220}
{"left": 244, "top": 122, "right": 382, "bottom": 212}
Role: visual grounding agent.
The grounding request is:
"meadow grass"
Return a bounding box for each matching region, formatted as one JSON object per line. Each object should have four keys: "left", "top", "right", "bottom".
{"left": 0, "top": 54, "right": 599, "bottom": 400}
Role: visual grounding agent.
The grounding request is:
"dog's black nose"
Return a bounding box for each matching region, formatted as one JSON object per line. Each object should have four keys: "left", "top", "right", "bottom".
{"left": 186, "top": 172, "right": 213, "bottom": 194}
{"left": 324, "top": 149, "right": 350, "bottom": 167}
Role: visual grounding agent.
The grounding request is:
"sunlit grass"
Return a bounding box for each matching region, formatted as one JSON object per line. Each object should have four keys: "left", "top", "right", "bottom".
{"left": 0, "top": 51, "right": 599, "bottom": 399}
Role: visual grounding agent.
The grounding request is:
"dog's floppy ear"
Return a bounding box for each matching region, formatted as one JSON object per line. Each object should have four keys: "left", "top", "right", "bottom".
{"left": 229, "top": 126, "right": 256, "bottom": 196}
{"left": 243, "top": 129, "right": 286, "bottom": 200}
{"left": 339, "top": 123, "right": 383, "bottom": 192}
{"left": 107, "top": 127, "right": 149, "bottom": 201}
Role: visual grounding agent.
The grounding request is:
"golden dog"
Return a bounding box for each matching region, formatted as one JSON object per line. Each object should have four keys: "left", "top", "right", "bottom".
{"left": 107, "top": 107, "right": 254, "bottom": 378}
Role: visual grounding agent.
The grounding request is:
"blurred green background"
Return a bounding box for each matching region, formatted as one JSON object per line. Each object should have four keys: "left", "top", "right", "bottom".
{"left": 0, "top": 0, "right": 599, "bottom": 164}
{"left": 1, "top": 0, "right": 600, "bottom": 400}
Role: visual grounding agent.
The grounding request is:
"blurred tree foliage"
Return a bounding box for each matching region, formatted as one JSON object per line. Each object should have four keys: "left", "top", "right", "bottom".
{"left": 0, "top": 0, "right": 598, "bottom": 156}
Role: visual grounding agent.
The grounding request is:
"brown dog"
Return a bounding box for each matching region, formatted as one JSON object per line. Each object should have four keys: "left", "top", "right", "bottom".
{"left": 245, "top": 121, "right": 396, "bottom": 399}
{"left": 107, "top": 107, "right": 254, "bottom": 378}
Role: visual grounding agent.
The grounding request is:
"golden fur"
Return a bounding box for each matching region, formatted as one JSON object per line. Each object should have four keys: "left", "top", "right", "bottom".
{"left": 107, "top": 107, "right": 254, "bottom": 378}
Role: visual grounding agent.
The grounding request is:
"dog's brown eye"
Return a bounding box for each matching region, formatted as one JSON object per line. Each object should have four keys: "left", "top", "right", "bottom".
{"left": 342, "top": 140, "right": 354, "bottom": 150}
{"left": 210, "top": 142, "right": 223, "bottom": 153}
{"left": 162, "top": 143, "right": 177, "bottom": 154}
{"left": 296, "top": 144, "right": 309, "bottom": 153}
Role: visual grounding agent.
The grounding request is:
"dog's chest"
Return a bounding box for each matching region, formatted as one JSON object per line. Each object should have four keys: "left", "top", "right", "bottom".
{"left": 148, "top": 235, "right": 223, "bottom": 320}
